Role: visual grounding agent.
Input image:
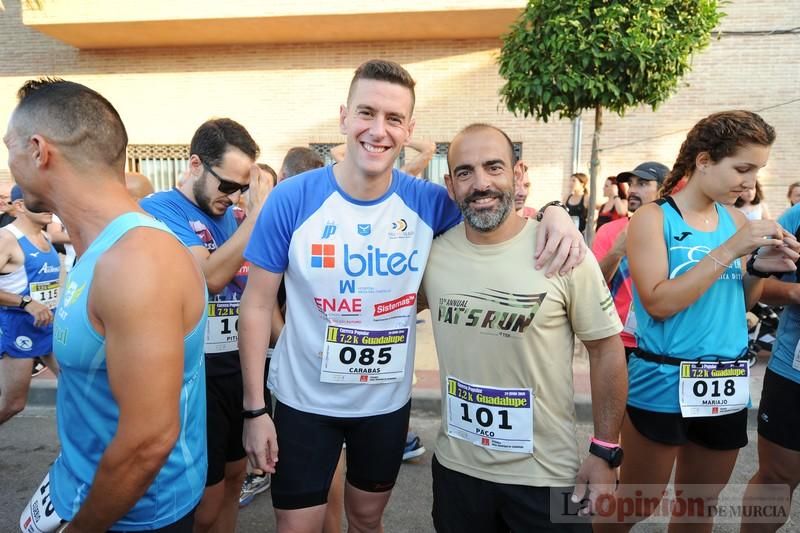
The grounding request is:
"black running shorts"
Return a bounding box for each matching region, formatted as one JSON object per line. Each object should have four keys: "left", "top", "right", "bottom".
{"left": 757, "top": 368, "right": 800, "bottom": 452}
{"left": 270, "top": 399, "right": 410, "bottom": 510}
{"left": 626, "top": 404, "right": 748, "bottom": 450}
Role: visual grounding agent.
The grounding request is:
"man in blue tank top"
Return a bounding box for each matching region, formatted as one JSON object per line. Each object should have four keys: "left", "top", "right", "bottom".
{"left": 0, "top": 185, "right": 60, "bottom": 425}
{"left": 141, "top": 118, "right": 273, "bottom": 533}
{"left": 8, "top": 79, "right": 208, "bottom": 532}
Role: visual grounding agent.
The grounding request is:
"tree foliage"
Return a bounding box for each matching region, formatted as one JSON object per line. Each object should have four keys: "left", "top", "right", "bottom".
{"left": 498, "top": 0, "right": 724, "bottom": 122}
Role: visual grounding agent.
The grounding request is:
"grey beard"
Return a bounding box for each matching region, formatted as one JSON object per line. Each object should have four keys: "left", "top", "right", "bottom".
{"left": 459, "top": 191, "right": 514, "bottom": 232}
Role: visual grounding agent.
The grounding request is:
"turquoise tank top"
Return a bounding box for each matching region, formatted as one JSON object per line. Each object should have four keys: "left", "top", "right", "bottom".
{"left": 49, "top": 212, "right": 207, "bottom": 530}
{"left": 629, "top": 198, "right": 747, "bottom": 413}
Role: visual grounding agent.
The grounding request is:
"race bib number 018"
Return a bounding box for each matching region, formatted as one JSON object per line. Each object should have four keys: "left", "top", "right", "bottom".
{"left": 679, "top": 361, "right": 749, "bottom": 418}
{"left": 20, "top": 473, "right": 65, "bottom": 533}
{"left": 446, "top": 377, "right": 534, "bottom": 454}
{"left": 205, "top": 301, "right": 239, "bottom": 354}
{"left": 29, "top": 281, "right": 59, "bottom": 311}
{"left": 320, "top": 326, "right": 408, "bottom": 384}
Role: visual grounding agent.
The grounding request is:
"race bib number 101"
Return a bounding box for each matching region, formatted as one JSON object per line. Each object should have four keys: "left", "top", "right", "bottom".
{"left": 679, "top": 361, "right": 749, "bottom": 418}
{"left": 446, "top": 377, "right": 534, "bottom": 454}
{"left": 320, "top": 326, "right": 408, "bottom": 384}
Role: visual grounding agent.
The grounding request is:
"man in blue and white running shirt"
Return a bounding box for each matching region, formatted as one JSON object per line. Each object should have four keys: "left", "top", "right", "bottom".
{"left": 0, "top": 185, "right": 60, "bottom": 424}
{"left": 9, "top": 79, "right": 207, "bottom": 532}
{"left": 239, "top": 59, "right": 587, "bottom": 533}
{"left": 141, "top": 118, "right": 272, "bottom": 533}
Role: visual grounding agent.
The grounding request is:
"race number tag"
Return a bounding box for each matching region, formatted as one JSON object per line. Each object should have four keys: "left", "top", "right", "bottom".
{"left": 320, "top": 326, "right": 408, "bottom": 384}
{"left": 679, "top": 361, "right": 749, "bottom": 418}
{"left": 29, "top": 281, "right": 59, "bottom": 311}
{"left": 19, "top": 473, "right": 65, "bottom": 533}
{"left": 446, "top": 377, "right": 534, "bottom": 454}
{"left": 205, "top": 301, "right": 239, "bottom": 354}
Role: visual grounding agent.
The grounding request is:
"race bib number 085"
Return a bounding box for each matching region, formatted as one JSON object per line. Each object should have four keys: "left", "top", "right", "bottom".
{"left": 446, "top": 377, "right": 534, "bottom": 454}
{"left": 320, "top": 326, "right": 408, "bottom": 384}
{"left": 679, "top": 361, "right": 749, "bottom": 418}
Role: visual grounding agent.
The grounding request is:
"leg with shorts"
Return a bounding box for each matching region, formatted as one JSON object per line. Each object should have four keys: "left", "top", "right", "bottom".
{"left": 194, "top": 371, "right": 248, "bottom": 533}
{"left": 270, "top": 400, "right": 409, "bottom": 533}
{"left": 594, "top": 405, "right": 746, "bottom": 533}
{"left": 0, "top": 313, "right": 56, "bottom": 424}
{"left": 741, "top": 369, "right": 800, "bottom": 533}
{"left": 432, "top": 456, "right": 589, "bottom": 533}
{"left": 110, "top": 507, "right": 196, "bottom": 533}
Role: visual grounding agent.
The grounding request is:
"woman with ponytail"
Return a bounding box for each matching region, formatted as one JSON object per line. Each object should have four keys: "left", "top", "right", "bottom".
{"left": 595, "top": 111, "right": 800, "bottom": 533}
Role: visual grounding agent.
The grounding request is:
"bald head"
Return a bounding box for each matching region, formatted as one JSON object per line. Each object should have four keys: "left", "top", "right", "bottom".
{"left": 125, "top": 172, "right": 154, "bottom": 200}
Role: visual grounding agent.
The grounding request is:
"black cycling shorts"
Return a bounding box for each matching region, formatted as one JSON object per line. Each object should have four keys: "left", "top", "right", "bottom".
{"left": 626, "top": 404, "right": 748, "bottom": 450}
{"left": 270, "top": 399, "right": 410, "bottom": 510}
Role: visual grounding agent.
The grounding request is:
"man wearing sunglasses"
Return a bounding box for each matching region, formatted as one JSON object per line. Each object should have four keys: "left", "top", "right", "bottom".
{"left": 141, "top": 118, "right": 272, "bottom": 532}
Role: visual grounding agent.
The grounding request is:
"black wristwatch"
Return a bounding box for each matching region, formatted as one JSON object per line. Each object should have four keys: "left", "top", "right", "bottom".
{"left": 242, "top": 406, "right": 270, "bottom": 419}
{"left": 589, "top": 441, "right": 624, "bottom": 468}
{"left": 535, "top": 200, "right": 569, "bottom": 222}
{"left": 746, "top": 255, "right": 771, "bottom": 278}
{"left": 19, "top": 295, "right": 32, "bottom": 309}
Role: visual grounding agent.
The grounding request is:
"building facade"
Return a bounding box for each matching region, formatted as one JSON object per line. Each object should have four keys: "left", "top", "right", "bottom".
{"left": 1, "top": 0, "right": 798, "bottom": 214}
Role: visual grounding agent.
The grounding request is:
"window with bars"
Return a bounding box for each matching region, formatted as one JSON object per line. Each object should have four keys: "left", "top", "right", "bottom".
{"left": 126, "top": 144, "right": 189, "bottom": 191}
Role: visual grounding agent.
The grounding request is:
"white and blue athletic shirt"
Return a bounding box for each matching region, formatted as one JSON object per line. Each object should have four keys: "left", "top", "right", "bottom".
{"left": 768, "top": 204, "right": 800, "bottom": 384}
{"left": 245, "top": 166, "right": 462, "bottom": 417}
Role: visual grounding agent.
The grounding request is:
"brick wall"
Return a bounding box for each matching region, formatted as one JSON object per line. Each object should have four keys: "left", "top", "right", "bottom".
{"left": 1, "top": 0, "right": 798, "bottom": 215}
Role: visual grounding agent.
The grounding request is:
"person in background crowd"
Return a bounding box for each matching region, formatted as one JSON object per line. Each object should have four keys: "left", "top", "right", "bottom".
{"left": 278, "top": 147, "right": 324, "bottom": 183}
{"left": 735, "top": 179, "right": 771, "bottom": 220}
{"left": 564, "top": 172, "right": 589, "bottom": 233}
{"left": 140, "top": 118, "right": 272, "bottom": 533}
{"left": 786, "top": 181, "right": 800, "bottom": 207}
{"left": 741, "top": 200, "right": 800, "bottom": 532}
{"left": 0, "top": 181, "right": 16, "bottom": 228}
{"left": 592, "top": 162, "right": 669, "bottom": 360}
{"left": 0, "top": 185, "right": 59, "bottom": 425}
{"left": 514, "top": 161, "right": 537, "bottom": 219}
{"left": 11, "top": 77, "right": 207, "bottom": 533}
{"left": 125, "top": 171, "right": 155, "bottom": 200}
{"left": 595, "top": 175, "right": 627, "bottom": 231}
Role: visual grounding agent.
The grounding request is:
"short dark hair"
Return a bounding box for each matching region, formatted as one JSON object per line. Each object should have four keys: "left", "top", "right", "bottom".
{"left": 257, "top": 163, "right": 278, "bottom": 186}
{"left": 190, "top": 118, "right": 259, "bottom": 168}
{"left": 281, "top": 147, "right": 324, "bottom": 179}
{"left": 734, "top": 180, "right": 764, "bottom": 207}
{"left": 347, "top": 59, "right": 416, "bottom": 112}
{"left": 14, "top": 78, "right": 128, "bottom": 169}
{"left": 447, "top": 123, "right": 516, "bottom": 174}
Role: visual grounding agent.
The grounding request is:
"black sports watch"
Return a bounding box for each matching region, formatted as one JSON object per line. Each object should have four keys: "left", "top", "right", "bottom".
{"left": 589, "top": 441, "right": 624, "bottom": 468}
{"left": 19, "top": 295, "right": 32, "bottom": 309}
{"left": 242, "top": 406, "right": 270, "bottom": 419}
{"left": 746, "top": 255, "right": 771, "bottom": 279}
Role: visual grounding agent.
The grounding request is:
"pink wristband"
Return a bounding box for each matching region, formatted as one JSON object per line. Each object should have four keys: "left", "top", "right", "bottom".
{"left": 591, "top": 437, "right": 619, "bottom": 448}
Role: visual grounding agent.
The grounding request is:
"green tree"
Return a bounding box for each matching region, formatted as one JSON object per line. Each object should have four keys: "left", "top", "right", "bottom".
{"left": 498, "top": 0, "right": 723, "bottom": 242}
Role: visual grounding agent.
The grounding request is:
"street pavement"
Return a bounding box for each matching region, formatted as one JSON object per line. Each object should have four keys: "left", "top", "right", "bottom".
{"left": 2, "top": 407, "right": 798, "bottom": 532}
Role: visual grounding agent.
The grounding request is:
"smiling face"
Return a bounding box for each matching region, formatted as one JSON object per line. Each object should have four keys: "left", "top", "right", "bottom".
{"left": 446, "top": 127, "right": 515, "bottom": 234}
{"left": 339, "top": 79, "right": 415, "bottom": 181}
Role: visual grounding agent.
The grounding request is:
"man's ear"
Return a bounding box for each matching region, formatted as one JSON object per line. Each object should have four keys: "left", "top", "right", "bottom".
{"left": 339, "top": 105, "right": 348, "bottom": 135}
{"left": 29, "top": 135, "right": 51, "bottom": 169}
{"left": 403, "top": 117, "right": 416, "bottom": 146}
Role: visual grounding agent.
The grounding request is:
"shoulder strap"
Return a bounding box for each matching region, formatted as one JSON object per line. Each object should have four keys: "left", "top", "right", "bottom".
{"left": 655, "top": 196, "right": 682, "bottom": 219}
{"left": 3, "top": 224, "right": 24, "bottom": 240}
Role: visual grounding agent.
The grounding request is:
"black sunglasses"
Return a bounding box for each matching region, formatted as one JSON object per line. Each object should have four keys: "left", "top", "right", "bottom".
{"left": 201, "top": 161, "right": 250, "bottom": 195}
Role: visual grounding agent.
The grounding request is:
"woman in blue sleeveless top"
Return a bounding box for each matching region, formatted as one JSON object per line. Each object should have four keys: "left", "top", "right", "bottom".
{"left": 594, "top": 111, "right": 800, "bottom": 533}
